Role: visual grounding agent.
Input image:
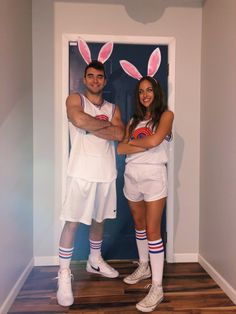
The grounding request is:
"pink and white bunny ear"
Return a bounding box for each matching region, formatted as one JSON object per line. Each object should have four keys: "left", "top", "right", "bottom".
{"left": 98, "top": 42, "right": 113, "bottom": 64}
{"left": 78, "top": 39, "right": 92, "bottom": 65}
{"left": 147, "top": 47, "right": 161, "bottom": 77}
{"left": 119, "top": 60, "right": 143, "bottom": 80}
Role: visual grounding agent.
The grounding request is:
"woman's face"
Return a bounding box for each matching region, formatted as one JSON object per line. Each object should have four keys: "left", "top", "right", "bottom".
{"left": 138, "top": 79, "right": 154, "bottom": 109}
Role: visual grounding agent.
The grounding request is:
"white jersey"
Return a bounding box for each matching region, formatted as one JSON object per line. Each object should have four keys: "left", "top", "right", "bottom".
{"left": 67, "top": 94, "right": 117, "bottom": 182}
{"left": 126, "top": 119, "right": 170, "bottom": 165}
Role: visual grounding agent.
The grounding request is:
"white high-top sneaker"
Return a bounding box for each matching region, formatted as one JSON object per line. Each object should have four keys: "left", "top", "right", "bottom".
{"left": 136, "top": 284, "right": 164, "bottom": 312}
{"left": 123, "top": 262, "right": 151, "bottom": 284}
{"left": 56, "top": 268, "right": 74, "bottom": 307}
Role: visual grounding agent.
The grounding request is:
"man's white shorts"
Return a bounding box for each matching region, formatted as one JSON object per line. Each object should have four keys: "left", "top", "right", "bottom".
{"left": 123, "top": 163, "right": 167, "bottom": 202}
{"left": 60, "top": 177, "right": 117, "bottom": 225}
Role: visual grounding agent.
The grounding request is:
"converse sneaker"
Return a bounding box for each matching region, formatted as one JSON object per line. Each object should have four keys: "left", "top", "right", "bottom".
{"left": 56, "top": 268, "right": 74, "bottom": 307}
{"left": 86, "top": 255, "right": 119, "bottom": 278}
{"left": 136, "top": 284, "right": 164, "bottom": 312}
{"left": 124, "top": 262, "right": 151, "bottom": 284}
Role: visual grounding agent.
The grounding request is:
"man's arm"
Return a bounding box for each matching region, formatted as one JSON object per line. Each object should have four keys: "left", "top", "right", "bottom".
{"left": 129, "top": 111, "right": 174, "bottom": 149}
{"left": 66, "top": 93, "right": 111, "bottom": 132}
{"left": 91, "top": 105, "right": 125, "bottom": 141}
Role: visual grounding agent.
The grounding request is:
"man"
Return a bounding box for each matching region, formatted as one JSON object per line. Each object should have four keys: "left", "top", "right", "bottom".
{"left": 57, "top": 60, "right": 124, "bottom": 306}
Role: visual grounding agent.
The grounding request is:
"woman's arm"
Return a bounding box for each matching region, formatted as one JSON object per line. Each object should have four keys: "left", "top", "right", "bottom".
{"left": 117, "top": 121, "right": 146, "bottom": 155}
{"left": 129, "top": 110, "right": 174, "bottom": 149}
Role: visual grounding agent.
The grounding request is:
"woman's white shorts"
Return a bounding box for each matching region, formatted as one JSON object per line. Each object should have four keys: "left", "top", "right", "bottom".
{"left": 123, "top": 163, "right": 167, "bottom": 202}
{"left": 60, "top": 177, "right": 117, "bottom": 225}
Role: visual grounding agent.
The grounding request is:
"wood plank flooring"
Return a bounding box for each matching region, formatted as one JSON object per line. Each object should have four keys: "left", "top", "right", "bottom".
{"left": 9, "top": 261, "right": 236, "bottom": 313}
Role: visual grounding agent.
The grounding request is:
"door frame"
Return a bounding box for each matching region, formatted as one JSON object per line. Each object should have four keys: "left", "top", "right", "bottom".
{"left": 59, "top": 33, "right": 176, "bottom": 263}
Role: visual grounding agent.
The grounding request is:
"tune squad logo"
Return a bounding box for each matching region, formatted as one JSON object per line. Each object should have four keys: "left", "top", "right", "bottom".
{"left": 95, "top": 115, "right": 109, "bottom": 121}
{"left": 131, "top": 127, "right": 153, "bottom": 139}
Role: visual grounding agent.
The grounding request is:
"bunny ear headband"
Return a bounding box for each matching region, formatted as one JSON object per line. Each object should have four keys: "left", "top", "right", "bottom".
{"left": 119, "top": 47, "right": 161, "bottom": 80}
{"left": 78, "top": 38, "right": 113, "bottom": 64}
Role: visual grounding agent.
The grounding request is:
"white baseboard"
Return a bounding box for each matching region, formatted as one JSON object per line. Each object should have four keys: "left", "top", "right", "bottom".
{"left": 34, "top": 254, "right": 199, "bottom": 265}
{"left": 173, "top": 253, "right": 198, "bottom": 263}
{"left": 34, "top": 255, "right": 59, "bottom": 266}
{"left": 0, "top": 258, "right": 34, "bottom": 314}
{"left": 198, "top": 254, "right": 236, "bottom": 305}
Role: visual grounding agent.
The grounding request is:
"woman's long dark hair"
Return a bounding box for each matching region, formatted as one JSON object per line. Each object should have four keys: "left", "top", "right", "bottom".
{"left": 128, "top": 76, "right": 168, "bottom": 138}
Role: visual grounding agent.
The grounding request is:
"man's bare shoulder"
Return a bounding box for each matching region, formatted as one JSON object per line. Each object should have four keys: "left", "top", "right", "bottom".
{"left": 66, "top": 93, "right": 83, "bottom": 110}
{"left": 66, "top": 93, "right": 81, "bottom": 102}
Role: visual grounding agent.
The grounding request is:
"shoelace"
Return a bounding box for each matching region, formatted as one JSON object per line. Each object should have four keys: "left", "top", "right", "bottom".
{"left": 129, "top": 261, "right": 147, "bottom": 278}
{"left": 54, "top": 275, "right": 74, "bottom": 281}
{"left": 141, "top": 284, "right": 162, "bottom": 304}
{"left": 53, "top": 272, "right": 74, "bottom": 281}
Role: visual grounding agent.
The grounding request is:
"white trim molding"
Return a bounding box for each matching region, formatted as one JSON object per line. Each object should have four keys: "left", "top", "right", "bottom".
{"left": 57, "top": 33, "right": 176, "bottom": 262}
{"left": 173, "top": 253, "right": 198, "bottom": 263}
{"left": 199, "top": 254, "right": 236, "bottom": 305}
{"left": 34, "top": 256, "right": 59, "bottom": 266}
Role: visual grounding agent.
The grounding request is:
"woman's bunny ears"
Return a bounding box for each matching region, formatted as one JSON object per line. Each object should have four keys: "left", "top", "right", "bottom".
{"left": 119, "top": 47, "right": 161, "bottom": 80}
{"left": 78, "top": 38, "right": 113, "bottom": 65}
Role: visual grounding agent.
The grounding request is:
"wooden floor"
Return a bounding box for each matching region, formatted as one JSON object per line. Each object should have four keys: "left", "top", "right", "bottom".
{"left": 9, "top": 261, "right": 236, "bottom": 313}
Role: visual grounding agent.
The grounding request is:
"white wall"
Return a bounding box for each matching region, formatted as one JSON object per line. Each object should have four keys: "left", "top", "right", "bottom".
{"left": 0, "top": 1, "right": 33, "bottom": 313}
{"left": 199, "top": 0, "right": 236, "bottom": 303}
{"left": 32, "top": 1, "right": 57, "bottom": 263}
{"left": 32, "top": 0, "right": 202, "bottom": 262}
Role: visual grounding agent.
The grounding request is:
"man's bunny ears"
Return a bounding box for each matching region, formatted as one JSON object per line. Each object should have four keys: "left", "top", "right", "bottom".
{"left": 119, "top": 47, "right": 161, "bottom": 80}
{"left": 78, "top": 38, "right": 113, "bottom": 65}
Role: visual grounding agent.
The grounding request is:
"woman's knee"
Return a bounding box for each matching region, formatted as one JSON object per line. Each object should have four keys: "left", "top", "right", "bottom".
{"left": 146, "top": 228, "right": 161, "bottom": 241}
{"left": 131, "top": 212, "right": 146, "bottom": 230}
{"left": 134, "top": 220, "right": 146, "bottom": 231}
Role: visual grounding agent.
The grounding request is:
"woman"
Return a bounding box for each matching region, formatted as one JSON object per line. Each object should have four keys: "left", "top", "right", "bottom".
{"left": 117, "top": 76, "right": 174, "bottom": 312}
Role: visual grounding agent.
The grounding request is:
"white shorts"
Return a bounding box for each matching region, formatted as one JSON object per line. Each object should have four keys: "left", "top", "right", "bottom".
{"left": 60, "top": 177, "right": 117, "bottom": 225}
{"left": 123, "top": 163, "right": 167, "bottom": 202}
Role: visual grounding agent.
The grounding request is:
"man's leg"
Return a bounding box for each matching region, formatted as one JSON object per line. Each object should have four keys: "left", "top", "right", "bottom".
{"left": 86, "top": 219, "right": 119, "bottom": 278}
{"left": 88, "top": 219, "right": 104, "bottom": 259}
{"left": 57, "top": 221, "right": 79, "bottom": 307}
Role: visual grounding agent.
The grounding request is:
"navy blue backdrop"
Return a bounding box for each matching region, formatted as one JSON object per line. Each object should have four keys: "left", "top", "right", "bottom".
{"left": 68, "top": 41, "right": 168, "bottom": 260}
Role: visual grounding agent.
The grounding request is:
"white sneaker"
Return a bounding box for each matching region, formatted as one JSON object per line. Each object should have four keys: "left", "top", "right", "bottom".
{"left": 136, "top": 284, "right": 164, "bottom": 312}
{"left": 86, "top": 255, "right": 119, "bottom": 278}
{"left": 56, "top": 268, "right": 74, "bottom": 307}
{"left": 124, "top": 262, "right": 151, "bottom": 285}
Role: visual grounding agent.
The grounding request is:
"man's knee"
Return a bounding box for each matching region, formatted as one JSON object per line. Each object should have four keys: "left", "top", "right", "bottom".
{"left": 64, "top": 221, "right": 78, "bottom": 233}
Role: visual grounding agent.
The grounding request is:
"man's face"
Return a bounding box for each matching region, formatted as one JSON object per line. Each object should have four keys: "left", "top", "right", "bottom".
{"left": 83, "top": 67, "right": 107, "bottom": 95}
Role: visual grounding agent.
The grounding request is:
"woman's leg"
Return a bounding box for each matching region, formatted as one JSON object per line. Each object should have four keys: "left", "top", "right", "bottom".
{"left": 136, "top": 198, "right": 166, "bottom": 312}
{"left": 128, "top": 200, "right": 149, "bottom": 263}
{"left": 146, "top": 197, "right": 166, "bottom": 286}
{"left": 123, "top": 200, "right": 151, "bottom": 284}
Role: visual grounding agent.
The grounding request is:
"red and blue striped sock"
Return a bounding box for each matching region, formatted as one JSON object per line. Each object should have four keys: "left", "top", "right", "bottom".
{"left": 59, "top": 246, "right": 74, "bottom": 270}
{"left": 89, "top": 239, "right": 102, "bottom": 260}
{"left": 136, "top": 229, "right": 149, "bottom": 263}
{"left": 148, "top": 238, "right": 164, "bottom": 285}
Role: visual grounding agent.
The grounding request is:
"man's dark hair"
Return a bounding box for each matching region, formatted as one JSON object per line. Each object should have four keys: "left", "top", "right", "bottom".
{"left": 84, "top": 60, "right": 106, "bottom": 79}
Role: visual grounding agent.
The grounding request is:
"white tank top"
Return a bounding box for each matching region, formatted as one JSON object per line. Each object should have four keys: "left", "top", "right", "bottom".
{"left": 126, "top": 119, "right": 171, "bottom": 165}
{"left": 67, "top": 94, "right": 117, "bottom": 182}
